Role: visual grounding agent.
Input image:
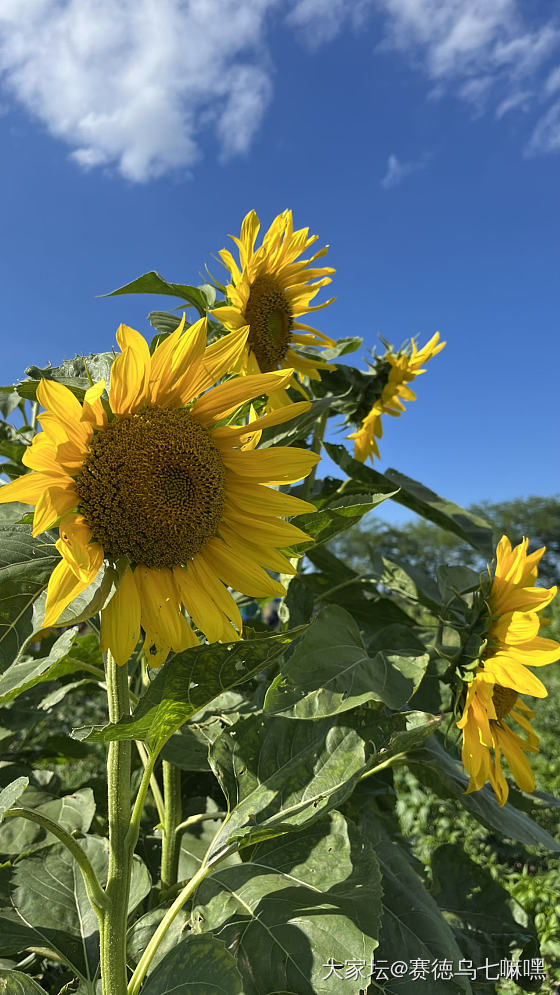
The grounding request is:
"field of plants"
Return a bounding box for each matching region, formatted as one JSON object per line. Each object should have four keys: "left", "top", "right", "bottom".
{"left": 0, "top": 210, "right": 558, "bottom": 995}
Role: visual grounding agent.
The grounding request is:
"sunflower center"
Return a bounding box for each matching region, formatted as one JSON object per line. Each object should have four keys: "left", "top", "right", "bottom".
{"left": 75, "top": 407, "right": 225, "bottom": 569}
{"left": 245, "top": 274, "right": 293, "bottom": 372}
{"left": 492, "top": 684, "right": 518, "bottom": 721}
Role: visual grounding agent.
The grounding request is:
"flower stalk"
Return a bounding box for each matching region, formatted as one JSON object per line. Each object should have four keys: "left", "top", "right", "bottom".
{"left": 100, "top": 651, "right": 132, "bottom": 995}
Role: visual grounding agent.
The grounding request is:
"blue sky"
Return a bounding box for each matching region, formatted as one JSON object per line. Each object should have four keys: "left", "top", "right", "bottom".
{"left": 1, "top": 0, "right": 559, "bottom": 526}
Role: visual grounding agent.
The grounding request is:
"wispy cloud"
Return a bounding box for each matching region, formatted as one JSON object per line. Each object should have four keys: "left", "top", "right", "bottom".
{"left": 0, "top": 0, "right": 278, "bottom": 181}
{"left": 0, "top": 0, "right": 559, "bottom": 182}
{"left": 380, "top": 152, "right": 427, "bottom": 189}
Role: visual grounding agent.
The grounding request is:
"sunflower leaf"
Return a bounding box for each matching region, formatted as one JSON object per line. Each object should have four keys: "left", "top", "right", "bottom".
{"left": 0, "top": 525, "right": 59, "bottom": 671}
{"left": 73, "top": 627, "right": 306, "bottom": 752}
{"left": 324, "top": 443, "right": 495, "bottom": 557}
{"left": 291, "top": 491, "right": 394, "bottom": 552}
{"left": 192, "top": 811, "right": 382, "bottom": 995}
{"left": 0, "top": 972, "right": 49, "bottom": 993}
{"left": 6, "top": 839, "right": 150, "bottom": 980}
{"left": 409, "top": 736, "right": 560, "bottom": 852}
{"left": 101, "top": 271, "right": 209, "bottom": 317}
{"left": 0, "top": 777, "right": 29, "bottom": 822}
{"left": 138, "top": 934, "right": 243, "bottom": 995}
{"left": 354, "top": 796, "right": 474, "bottom": 994}
{"left": 264, "top": 604, "right": 428, "bottom": 719}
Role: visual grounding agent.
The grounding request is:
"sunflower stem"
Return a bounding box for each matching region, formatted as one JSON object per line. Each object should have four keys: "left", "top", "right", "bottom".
{"left": 127, "top": 858, "right": 213, "bottom": 995}
{"left": 100, "top": 652, "right": 132, "bottom": 995}
{"left": 301, "top": 409, "right": 327, "bottom": 502}
{"left": 160, "top": 760, "right": 183, "bottom": 889}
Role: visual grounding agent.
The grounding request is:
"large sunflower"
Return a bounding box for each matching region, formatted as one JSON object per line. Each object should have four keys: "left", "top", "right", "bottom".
{"left": 0, "top": 318, "right": 319, "bottom": 668}
{"left": 457, "top": 536, "right": 559, "bottom": 805}
{"left": 347, "top": 332, "right": 445, "bottom": 463}
{"left": 211, "top": 209, "right": 335, "bottom": 407}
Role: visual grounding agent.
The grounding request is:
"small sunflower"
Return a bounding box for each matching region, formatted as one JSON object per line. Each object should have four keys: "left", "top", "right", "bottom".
{"left": 347, "top": 332, "right": 445, "bottom": 463}
{"left": 211, "top": 209, "right": 335, "bottom": 407}
{"left": 457, "top": 536, "right": 559, "bottom": 805}
{"left": 0, "top": 318, "right": 319, "bottom": 668}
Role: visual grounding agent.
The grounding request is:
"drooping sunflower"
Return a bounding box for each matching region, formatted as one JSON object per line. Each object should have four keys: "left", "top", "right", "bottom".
{"left": 0, "top": 318, "right": 319, "bottom": 668}
{"left": 347, "top": 332, "right": 445, "bottom": 463}
{"left": 211, "top": 209, "right": 336, "bottom": 407}
{"left": 457, "top": 536, "right": 559, "bottom": 805}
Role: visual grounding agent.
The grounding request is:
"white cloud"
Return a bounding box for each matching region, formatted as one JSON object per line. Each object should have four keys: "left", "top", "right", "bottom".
{"left": 496, "top": 90, "right": 532, "bottom": 119}
{"left": 381, "top": 152, "right": 426, "bottom": 188}
{"left": 286, "top": 0, "right": 373, "bottom": 47}
{"left": 0, "top": 0, "right": 559, "bottom": 182}
{"left": 544, "top": 65, "right": 560, "bottom": 96}
{"left": 528, "top": 100, "right": 560, "bottom": 154}
{"left": 0, "top": 0, "right": 278, "bottom": 181}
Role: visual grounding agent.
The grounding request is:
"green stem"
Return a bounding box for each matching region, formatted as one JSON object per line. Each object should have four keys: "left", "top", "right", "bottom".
{"left": 135, "top": 741, "right": 165, "bottom": 825}
{"left": 100, "top": 652, "right": 132, "bottom": 995}
{"left": 4, "top": 808, "right": 107, "bottom": 913}
{"left": 127, "top": 859, "right": 213, "bottom": 995}
{"left": 160, "top": 761, "right": 182, "bottom": 889}
{"left": 359, "top": 751, "right": 409, "bottom": 779}
{"left": 175, "top": 811, "right": 227, "bottom": 841}
{"left": 301, "top": 409, "right": 328, "bottom": 502}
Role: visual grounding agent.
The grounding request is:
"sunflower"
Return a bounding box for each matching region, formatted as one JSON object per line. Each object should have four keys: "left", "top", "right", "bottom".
{"left": 0, "top": 318, "right": 319, "bottom": 668}
{"left": 347, "top": 332, "right": 445, "bottom": 463}
{"left": 211, "top": 209, "right": 335, "bottom": 407}
{"left": 457, "top": 535, "right": 559, "bottom": 805}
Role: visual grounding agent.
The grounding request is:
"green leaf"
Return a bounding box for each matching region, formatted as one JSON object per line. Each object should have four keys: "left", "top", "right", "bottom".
{"left": 207, "top": 714, "right": 375, "bottom": 857}
{"left": 292, "top": 491, "right": 394, "bottom": 551}
{"left": 0, "top": 971, "right": 48, "bottom": 994}
{"left": 430, "top": 844, "right": 537, "bottom": 964}
{"left": 0, "top": 788, "right": 95, "bottom": 854}
{"left": 264, "top": 605, "right": 428, "bottom": 719}
{"left": 0, "top": 526, "right": 59, "bottom": 670}
{"left": 102, "top": 271, "right": 210, "bottom": 316}
{"left": 74, "top": 628, "right": 305, "bottom": 753}
{"left": 0, "top": 778, "right": 29, "bottom": 822}
{"left": 356, "top": 799, "right": 472, "bottom": 994}
{"left": 409, "top": 737, "right": 560, "bottom": 852}
{"left": 0, "top": 632, "right": 103, "bottom": 707}
{"left": 18, "top": 352, "right": 115, "bottom": 404}
{"left": 0, "top": 503, "right": 29, "bottom": 527}
{"left": 0, "top": 628, "right": 79, "bottom": 704}
{"left": 8, "top": 838, "right": 150, "bottom": 980}
{"left": 324, "top": 444, "right": 495, "bottom": 557}
{"left": 140, "top": 934, "right": 243, "bottom": 995}
{"left": 0, "top": 390, "right": 21, "bottom": 418}
{"left": 192, "top": 811, "right": 382, "bottom": 995}
{"left": 160, "top": 720, "right": 223, "bottom": 771}
{"left": 127, "top": 907, "right": 191, "bottom": 975}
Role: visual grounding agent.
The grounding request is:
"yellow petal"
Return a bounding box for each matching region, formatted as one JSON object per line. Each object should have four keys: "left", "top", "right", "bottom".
{"left": 36, "top": 380, "right": 86, "bottom": 436}
{"left": 82, "top": 380, "right": 108, "bottom": 429}
{"left": 202, "top": 538, "right": 285, "bottom": 598}
{"left": 109, "top": 341, "right": 150, "bottom": 416}
{"left": 191, "top": 368, "right": 294, "bottom": 425}
{"left": 212, "top": 400, "right": 311, "bottom": 443}
{"left": 100, "top": 566, "right": 141, "bottom": 667}
{"left": 43, "top": 558, "right": 99, "bottom": 628}
{"left": 481, "top": 655, "right": 548, "bottom": 697}
{"left": 173, "top": 564, "right": 227, "bottom": 643}
{"left": 148, "top": 314, "right": 186, "bottom": 403}
{"left": 225, "top": 480, "right": 316, "bottom": 517}
{"left": 32, "top": 483, "right": 78, "bottom": 536}
{"left": 222, "top": 447, "right": 320, "bottom": 484}
{"left": 0, "top": 471, "right": 63, "bottom": 506}
{"left": 491, "top": 610, "right": 540, "bottom": 646}
{"left": 189, "top": 555, "right": 242, "bottom": 631}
